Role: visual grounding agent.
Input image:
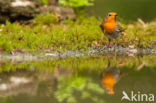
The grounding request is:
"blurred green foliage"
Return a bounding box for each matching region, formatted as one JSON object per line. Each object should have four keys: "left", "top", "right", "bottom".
{"left": 55, "top": 76, "right": 104, "bottom": 103}
{"left": 58, "top": 0, "right": 94, "bottom": 8}
{"left": 59, "top": 0, "right": 95, "bottom": 16}
{"left": 40, "top": 0, "right": 48, "bottom": 5}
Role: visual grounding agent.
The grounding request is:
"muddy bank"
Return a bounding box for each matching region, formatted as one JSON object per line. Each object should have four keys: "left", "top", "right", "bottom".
{"left": 0, "top": 46, "right": 156, "bottom": 62}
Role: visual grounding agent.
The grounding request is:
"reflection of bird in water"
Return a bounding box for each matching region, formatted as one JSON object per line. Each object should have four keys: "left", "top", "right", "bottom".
{"left": 100, "top": 52, "right": 122, "bottom": 95}
{"left": 101, "top": 63, "right": 120, "bottom": 95}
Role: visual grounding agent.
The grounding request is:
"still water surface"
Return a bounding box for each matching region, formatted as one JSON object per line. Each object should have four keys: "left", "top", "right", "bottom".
{"left": 0, "top": 53, "right": 156, "bottom": 103}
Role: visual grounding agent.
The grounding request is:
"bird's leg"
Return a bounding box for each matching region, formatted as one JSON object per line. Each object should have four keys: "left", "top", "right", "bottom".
{"left": 108, "top": 39, "right": 111, "bottom": 48}
{"left": 105, "top": 39, "right": 111, "bottom": 48}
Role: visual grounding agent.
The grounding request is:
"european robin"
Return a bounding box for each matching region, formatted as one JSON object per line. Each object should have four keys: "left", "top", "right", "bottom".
{"left": 100, "top": 12, "right": 125, "bottom": 47}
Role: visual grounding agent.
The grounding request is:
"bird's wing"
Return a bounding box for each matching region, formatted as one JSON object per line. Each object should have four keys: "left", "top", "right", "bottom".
{"left": 100, "top": 23, "right": 103, "bottom": 29}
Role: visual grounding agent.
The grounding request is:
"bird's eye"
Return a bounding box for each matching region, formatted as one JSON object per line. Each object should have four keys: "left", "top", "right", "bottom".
{"left": 108, "top": 14, "right": 111, "bottom": 16}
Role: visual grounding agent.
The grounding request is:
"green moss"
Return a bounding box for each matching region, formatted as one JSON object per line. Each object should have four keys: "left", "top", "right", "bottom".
{"left": 32, "top": 13, "right": 58, "bottom": 25}
{"left": 0, "top": 13, "right": 156, "bottom": 53}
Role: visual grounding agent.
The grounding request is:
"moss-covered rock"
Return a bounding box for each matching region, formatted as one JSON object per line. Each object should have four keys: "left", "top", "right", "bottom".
{"left": 0, "top": 0, "right": 76, "bottom": 23}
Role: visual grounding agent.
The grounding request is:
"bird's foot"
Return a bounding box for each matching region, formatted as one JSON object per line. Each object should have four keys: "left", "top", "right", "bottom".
{"left": 105, "top": 42, "right": 113, "bottom": 48}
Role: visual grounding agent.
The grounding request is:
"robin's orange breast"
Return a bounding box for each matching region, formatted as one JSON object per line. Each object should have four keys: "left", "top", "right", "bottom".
{"left": 102, "top": 22, "right": 116, "bottom": 34}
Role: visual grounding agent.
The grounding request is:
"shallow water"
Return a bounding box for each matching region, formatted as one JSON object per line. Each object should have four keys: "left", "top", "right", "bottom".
{"left": 0, "top": 52, "right": 156, "bottom": 103}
